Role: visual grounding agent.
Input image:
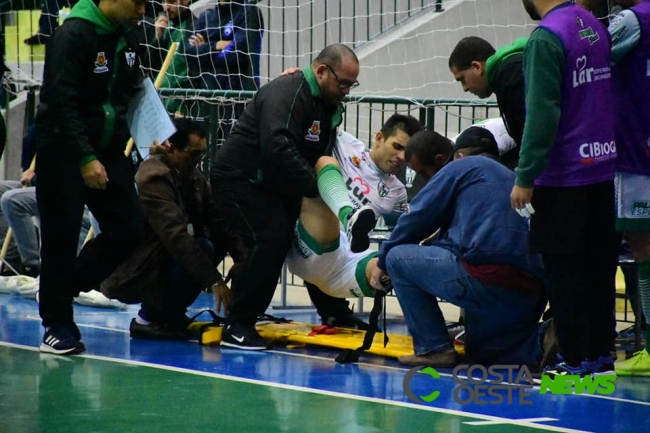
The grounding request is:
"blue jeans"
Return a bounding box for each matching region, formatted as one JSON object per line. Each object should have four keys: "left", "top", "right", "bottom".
{"left": 0, "top": 181, "right": 22, "bottom": 265}
{"left": 0, "top": 187, "right": 91, "bottom": 269}
{"left": 386, "top": 245, "right": 543, "bottom": 366}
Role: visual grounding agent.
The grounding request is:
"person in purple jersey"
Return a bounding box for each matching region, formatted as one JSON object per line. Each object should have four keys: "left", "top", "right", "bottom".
{"left": 607, "top": 0, "right": 650, "bottom": 377}
{"left": 511, "top": 0, "right": 619, "bottom": 377}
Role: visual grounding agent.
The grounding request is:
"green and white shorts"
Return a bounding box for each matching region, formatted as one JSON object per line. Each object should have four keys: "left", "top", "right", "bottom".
{"left": 615, "top": 171, "right": 650, "bottom": 231}
{"left": 286, "top": 222, "right": 376, "bottom": 298}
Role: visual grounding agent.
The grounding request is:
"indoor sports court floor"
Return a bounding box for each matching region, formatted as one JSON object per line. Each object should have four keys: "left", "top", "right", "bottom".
{"left": 1, "top": 287, "right": 650, "bottom": 433}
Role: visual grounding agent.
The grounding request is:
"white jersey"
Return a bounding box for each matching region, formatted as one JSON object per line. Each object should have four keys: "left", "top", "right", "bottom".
{"left": 452, "top": 118, "right": 517, "bottom": 156}
{"left": 334, "top": 130, "right": 407, "bottom": 219}
{"left": 286, "top": 130, "right": 407, "bottom": 298}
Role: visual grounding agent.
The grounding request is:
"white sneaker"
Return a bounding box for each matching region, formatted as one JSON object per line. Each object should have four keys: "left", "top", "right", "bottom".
{"left": 74, "top": 290, "right": 127, "bottom": 309}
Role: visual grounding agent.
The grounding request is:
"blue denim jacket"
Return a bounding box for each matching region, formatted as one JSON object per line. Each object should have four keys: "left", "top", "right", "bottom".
{"left": 378, "top": 156, "right": 545, "bottom": 281}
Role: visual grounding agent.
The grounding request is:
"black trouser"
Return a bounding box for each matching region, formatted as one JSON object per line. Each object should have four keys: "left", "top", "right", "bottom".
{"left": 211, "top": 179, "right": 299, "bottom": 326}
{"left": 36, "top": 149, "right": 142, "bottom": 328}
{"left": 530, "top": 181, "right": 618, "bottom": 363}
{"left": 139, "top": 238, "right": 226, "bottom": 326}
{"left": 306, "top": 282, "right": 353, "bottom": 322}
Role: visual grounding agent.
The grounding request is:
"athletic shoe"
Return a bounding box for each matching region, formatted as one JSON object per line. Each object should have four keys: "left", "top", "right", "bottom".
{"left": 129, "top": 319, "right": 188, "bottom": 340}
{"left": 221, "top": 323, "right": 270, "bottom": 350}
{"left": 615, "top": 349, "right": 650, "bottom": 377}
{"left": 583, "top": 355, "right": 616, "bottom": 377}
{"left": 346, "top": 206, "right": 376, "bottom": 253}
{"left": 541, "top": 355, "right": 589, "bottom": 379}
{"left": 324, "top": 314, "right": 370, "bottom": 330}
{"left": 40, "top": 325, "right": 85, "bottom": 355}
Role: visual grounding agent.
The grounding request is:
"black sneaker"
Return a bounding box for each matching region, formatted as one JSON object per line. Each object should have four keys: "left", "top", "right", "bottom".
{"left": 40, "top": 325, "right": 85, "bottom": 355}
{"left": 346, "top": 206, "right": 376, "bottom": 253}
{"left": 129, "top": 319, "right": 188, "bottom": 340}
{"left": 324, "top": 315, "right": 370, "bottom": 330}
{"left": 221, "top": 323, "right": 270, "bottom": 350}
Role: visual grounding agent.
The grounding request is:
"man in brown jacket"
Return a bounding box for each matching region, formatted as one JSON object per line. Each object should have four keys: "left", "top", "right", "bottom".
{"left": 101, "top": 117, "right": 244, "bottom": 340}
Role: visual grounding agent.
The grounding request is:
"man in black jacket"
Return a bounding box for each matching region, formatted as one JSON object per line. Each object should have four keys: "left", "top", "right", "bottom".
{"left": 211, "top": 43, "right": 359, "bottom": 350}
{"left": 448, "top": 36, "right": 526, "bottom": 169}
{"left": 34, "top": 0, "right": 146, "bottom": 355}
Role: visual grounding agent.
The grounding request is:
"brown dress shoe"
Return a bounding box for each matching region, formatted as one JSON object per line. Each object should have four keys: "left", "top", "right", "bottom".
{"left": 399, "top": 349, "right": 458, "bottom": 367}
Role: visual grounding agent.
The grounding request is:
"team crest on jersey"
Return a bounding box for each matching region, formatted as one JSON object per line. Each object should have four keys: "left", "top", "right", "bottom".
{"left": 94, "top": 52, "right": 109, "bottom": 73}
{"left": 305, "top": 121, "right": 321, "bottom": 142}
{"left": 224, "top": 21, "right": 234, "bottom": 37}
{"left": 377, "top": 180, "right": 389, "bottom": 198}
{"left": 125, "top": 51, "right": 137, "bottom": 69}
{"left": 350, "top": 155, "right": 361, "bottom": 167}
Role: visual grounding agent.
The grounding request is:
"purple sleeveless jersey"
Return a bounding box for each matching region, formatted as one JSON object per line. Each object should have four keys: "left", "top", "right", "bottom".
{"left": 535, "top": 4, "right": 616, "bottom": 187}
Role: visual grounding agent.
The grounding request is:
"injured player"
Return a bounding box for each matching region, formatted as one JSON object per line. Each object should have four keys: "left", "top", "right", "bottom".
{"left": 286, "top": 124, "right": 453, "bottom": 298}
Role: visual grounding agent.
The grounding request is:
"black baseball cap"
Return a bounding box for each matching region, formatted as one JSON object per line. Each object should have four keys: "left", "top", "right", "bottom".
{"left": 448, "top": 126, "right": 500, "bottom": 163}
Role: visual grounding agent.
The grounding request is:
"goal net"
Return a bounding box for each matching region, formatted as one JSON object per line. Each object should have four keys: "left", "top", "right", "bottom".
{"left": 1, "top": 0, "right": 612, "bottom": 138}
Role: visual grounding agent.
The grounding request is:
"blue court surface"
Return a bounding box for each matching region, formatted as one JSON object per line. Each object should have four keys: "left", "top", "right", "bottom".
{"left": 1, "top": 292, "right": 649, "bottom": 433}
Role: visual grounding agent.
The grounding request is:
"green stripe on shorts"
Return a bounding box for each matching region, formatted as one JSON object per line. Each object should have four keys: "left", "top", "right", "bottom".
{"left": 296, "top": 221, "right": 339, "bottom": 255}
{"left": 355, "top": 252, "right": 378, "bottom": 297}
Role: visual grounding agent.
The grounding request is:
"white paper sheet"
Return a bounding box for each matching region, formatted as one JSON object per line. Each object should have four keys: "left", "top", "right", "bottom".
{"left": 126, "top": 78, "right": 176, "bottom": 159}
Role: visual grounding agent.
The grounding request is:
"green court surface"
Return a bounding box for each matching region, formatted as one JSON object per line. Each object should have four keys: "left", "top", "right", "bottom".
{"left": 0, "top": 345, "right": 552, "bottom": 433}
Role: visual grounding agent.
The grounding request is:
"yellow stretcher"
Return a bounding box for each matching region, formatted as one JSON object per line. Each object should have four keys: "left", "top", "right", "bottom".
{"left": 187, "top": 319, "right": 465, "bottom": 359}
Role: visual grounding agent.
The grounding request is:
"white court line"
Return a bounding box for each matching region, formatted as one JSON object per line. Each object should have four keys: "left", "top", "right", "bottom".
{"left": 1, "top": 341, "right": 590, "bottom": 433}
{"left": 16, "top": 316, "right": 650, "bottom": 408}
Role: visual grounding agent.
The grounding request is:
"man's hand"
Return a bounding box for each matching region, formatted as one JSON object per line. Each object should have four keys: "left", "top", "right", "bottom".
{"left": 155, "top": 15, "right": 168, "bottom": 40}
{"left": 280, "top": 67, "right": 300, "bottom": 77}
{"left": 20, "top": 168, "right": 36, "bottom": 187}
{"left": 215, "top": 40, "right": 230, "bottom": 51}
{"left": 189, "top": 33, "right": 206, "bottom": 46}
{"left": 149, "top": 139, "right": 172, "bottom": 156}
{"left": 510, "top": 185, "right": 535, "bottom": 219}
{"left": 80, "top": 160, "right": 109, "bottom": 190}
{"left": 370, "top": 266, "right": 390, "bottom": 292}
{"left": 212, "top": 280, "right": 231, "bottom": 315}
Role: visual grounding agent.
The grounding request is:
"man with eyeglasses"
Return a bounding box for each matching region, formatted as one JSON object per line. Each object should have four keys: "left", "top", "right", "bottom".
{"left": 211, "top": 43, "right": 360, "bottom": 350}
{"left": 102, "top": 117, "right": 246, "bottom": 340}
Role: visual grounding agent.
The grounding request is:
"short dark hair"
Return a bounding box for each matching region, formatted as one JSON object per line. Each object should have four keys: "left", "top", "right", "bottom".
{"left": 449, "top": 37, "right": 496, "bottom": 70}
{"left": 169, "top": 117, "right": 206, "bottom": 150}
{"left": 312, "top": 44, "right": 359, "bottom": 69}
{"left": 405, "top": 130, "right": 454, "bottom": 165}
{"left": 381, "top": 114, "right": 424, "bottom": 139}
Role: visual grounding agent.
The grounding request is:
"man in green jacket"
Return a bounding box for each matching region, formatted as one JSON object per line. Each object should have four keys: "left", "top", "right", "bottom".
{"left": 449, "top": 36, "right": 527, "bottom": 168}
{"left": 34, "top": 0, "right": 146, "bottom": 355}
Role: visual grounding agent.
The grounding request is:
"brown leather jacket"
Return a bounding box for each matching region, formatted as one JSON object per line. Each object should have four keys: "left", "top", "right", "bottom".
{"left": 101, "top": 155, "right": 244, "bottom": 303}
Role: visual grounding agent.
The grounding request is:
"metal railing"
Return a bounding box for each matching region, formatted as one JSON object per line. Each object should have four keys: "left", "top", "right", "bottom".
{"left": 158, "top": 88, "right": 499, "bottom": 158}
{"left": 157, "top": 88, "right": 498, "bottom": 309}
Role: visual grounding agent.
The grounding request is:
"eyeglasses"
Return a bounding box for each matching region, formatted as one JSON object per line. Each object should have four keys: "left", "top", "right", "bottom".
{"left": 326, "top": 64, "right": 360, "bottom": 89}
{"left": 184, "top": 148, "right": 207, "bottom": 159}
